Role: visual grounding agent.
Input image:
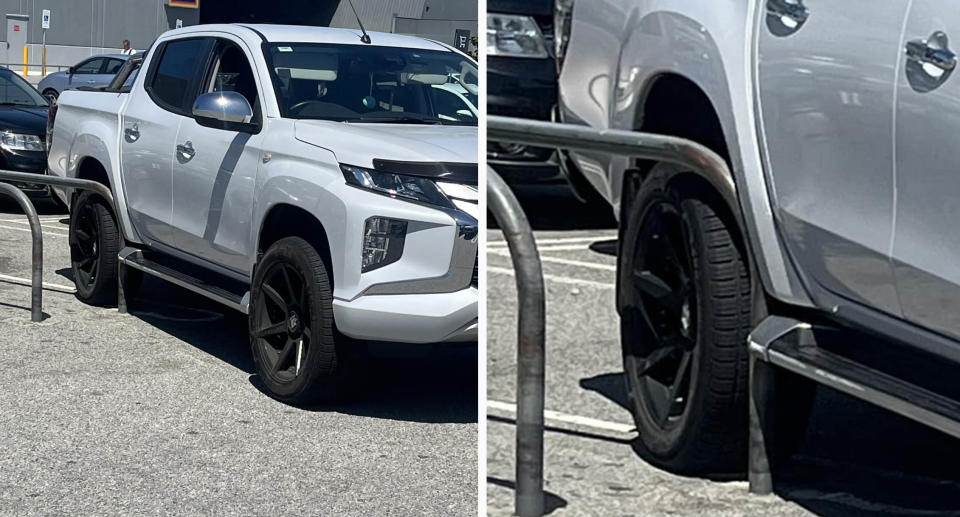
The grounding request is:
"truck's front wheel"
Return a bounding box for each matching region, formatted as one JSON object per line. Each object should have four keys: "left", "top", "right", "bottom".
{"left": 250, "top": 237, "right": 341, "bottom": 404}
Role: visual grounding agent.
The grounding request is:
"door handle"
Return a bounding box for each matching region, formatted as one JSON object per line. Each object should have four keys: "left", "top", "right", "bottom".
{"left": 906, "top": 32, "right": 957, "bottom": 72}
{"left": 767, "top": 0, "right": 809, "bottom": 26}
{"left": 86, "top": 80, "right": 95, "bottom": 84}
{"left": 124, "top": 123, "right": 139, "bottom": 142}
{"left": 176, "top": 141, "right": 195, "bottom": 161}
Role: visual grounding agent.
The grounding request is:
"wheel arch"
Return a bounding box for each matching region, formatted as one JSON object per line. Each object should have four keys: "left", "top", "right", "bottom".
{"left": 256, "top": 203, "right": 334, "bottom": 288}
{"left": 609, "top": 6, "right": 813, "bottom": 307}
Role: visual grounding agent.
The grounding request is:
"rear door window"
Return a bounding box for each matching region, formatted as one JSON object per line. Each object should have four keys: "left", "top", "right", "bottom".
{"left": 146, "top": 38, "right": 210, "bottom": 114}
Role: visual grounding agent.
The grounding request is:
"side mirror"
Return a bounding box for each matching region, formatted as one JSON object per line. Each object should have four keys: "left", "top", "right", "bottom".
{"left": 68, "top": 66, "right": 75, "bottom": 75}
{"left": 192, "top": 91, "right": 256, "bottom": 132}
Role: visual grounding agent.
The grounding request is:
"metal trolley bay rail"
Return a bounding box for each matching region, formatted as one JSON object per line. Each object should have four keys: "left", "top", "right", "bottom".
{"left": 0, "top": 169, "right": 129, "bottom": 321}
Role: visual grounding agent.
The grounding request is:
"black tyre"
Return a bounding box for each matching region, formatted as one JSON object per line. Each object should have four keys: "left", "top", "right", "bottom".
{"left": 42, "top": 89, "right": 58, "bottom": 103}
{"left": 249, "top": 237, "right": 340, "bottom": 404}
{"left": 618, "top": 163, "right": 752, "bottom": 475}
{"left": 70, "top": 191, "right": 120, "bottom": 305}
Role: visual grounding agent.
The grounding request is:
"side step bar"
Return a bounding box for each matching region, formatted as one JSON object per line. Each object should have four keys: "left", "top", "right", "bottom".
{"left": 747, "top": 315, "right": 960, "bottom": 494}
{"left": 118, "top": 247, "right": 250, "bottom": 314}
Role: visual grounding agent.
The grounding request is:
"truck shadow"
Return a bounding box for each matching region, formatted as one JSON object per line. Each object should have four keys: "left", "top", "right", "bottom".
{"left": 124, "top": 276, "right": 477, "bottom": 425}
{"left": 581, "top": 371, "right": 960, "bottom": 516}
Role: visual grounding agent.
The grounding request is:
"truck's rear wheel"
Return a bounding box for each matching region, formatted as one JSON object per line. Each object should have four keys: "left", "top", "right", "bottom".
{"left": 70, "top": 191, "right": 120, "bottom": 305}
{"left": 250, "top": 237, "right": 341, "bottom": 404}
{"left": 618, "top": 164, "right": 752, "bottom": 474}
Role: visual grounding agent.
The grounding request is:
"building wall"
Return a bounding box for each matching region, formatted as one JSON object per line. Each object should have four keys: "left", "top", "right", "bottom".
{"left": 0, "top": 0, "right": 198, "bottom": 71}
{"left": 328, "top": 0, "right": 426, "bottom": 33}
{"left": 1, "top": 0, "right": 475, "bottom": 78}
{"left": 329, "top": 0, "right": 476, "bottom": 51}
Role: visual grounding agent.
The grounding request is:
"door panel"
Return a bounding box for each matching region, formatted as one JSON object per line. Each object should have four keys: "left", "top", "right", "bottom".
{"left": 169, "top": 120, "right": 261, "bottom": 272}
{"left": 756, "top": 0, "right": 909, "bottom": 315}
{"left": 119, "top": 84, "right": 181, "bottom": 245}
{"left": 893, "top": 2, "right": 960, "bottom": 339}
{"left": 68, "top": 58, "right": 105, "bottom": 89}
{"left": 169, "top": 38, "right": 263, "bottom": 272}
{"left": 120, "top": 37, "right": 210, "bottom": 246}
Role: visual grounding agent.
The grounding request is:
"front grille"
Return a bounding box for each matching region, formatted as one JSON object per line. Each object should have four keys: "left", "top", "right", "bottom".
{"left": 472, "top": 253, "right": 478, "bottom": 287}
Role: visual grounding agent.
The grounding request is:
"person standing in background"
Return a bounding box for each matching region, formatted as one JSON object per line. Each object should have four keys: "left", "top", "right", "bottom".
{"left": 120, "top": 39, "right": 135, "bottom": 55}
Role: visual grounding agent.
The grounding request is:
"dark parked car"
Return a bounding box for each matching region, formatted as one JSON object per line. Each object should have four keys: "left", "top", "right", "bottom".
{"left": 487, "top": 0, "right": 599, "bottom": 203}
{"left": 0, "top": 67, "right": 51, "bottom": 201}
{"left": 487, "top": 0, "right": 560, "bottom": 183}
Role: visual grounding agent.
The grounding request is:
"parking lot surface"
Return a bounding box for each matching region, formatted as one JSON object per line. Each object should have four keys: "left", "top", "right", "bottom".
{"left": 486, "top": 187, "right": 960, "bottom": 516}
{"left": 0, "top": 198, "right": 477, "bottom": 515}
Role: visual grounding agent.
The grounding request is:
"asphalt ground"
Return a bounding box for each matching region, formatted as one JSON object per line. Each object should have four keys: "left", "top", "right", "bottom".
{"left": 0, "top": 195, "right": 477, "bottom": 515}
{"left": 486, "top": 184, "right": 960, "bottom": 516}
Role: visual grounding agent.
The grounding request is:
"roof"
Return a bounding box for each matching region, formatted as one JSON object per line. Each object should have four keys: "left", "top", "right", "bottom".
{"left": 164, "top": 24, "right": 451, "bottom": 52}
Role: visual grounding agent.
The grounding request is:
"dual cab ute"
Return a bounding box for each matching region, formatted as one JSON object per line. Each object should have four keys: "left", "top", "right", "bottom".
{"left": 48, "top": 24, "right": 479, "bottom": 403}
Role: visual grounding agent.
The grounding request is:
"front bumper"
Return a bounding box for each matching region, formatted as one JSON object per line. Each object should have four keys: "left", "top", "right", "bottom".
{"left": 0, "top": 148, "right": 48, "bottom": 192}
{"left": 334, "top": 287, "right": 478, "bottom": 343}
{"left": 327, "top": 177, "right": 478, "bottom": 344}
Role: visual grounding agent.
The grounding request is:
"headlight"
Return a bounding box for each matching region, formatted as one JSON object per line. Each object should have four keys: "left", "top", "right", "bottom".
{"left": 555, "top": 0, "right": 575, "bottom": 71}
{"left": 340, "top": 164, "right": 454, "bottom": 209}
{"left": 487, "top": 13, "right": 548, "bottom": 59}
{"left": 1, "top": 132, "right": 43, "bottom": 151}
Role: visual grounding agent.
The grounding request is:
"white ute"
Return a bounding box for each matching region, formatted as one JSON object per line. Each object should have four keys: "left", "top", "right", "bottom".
{"left": 47, "top": 24, "right": 479, "bottom": 403}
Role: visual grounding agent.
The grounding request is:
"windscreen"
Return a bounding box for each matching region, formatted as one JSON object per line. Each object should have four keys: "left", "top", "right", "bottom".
{"left": 264, "top": 43, "right": 478, "bottom": 126}
{"left": 0, "top": 68, "right": 48, "bottom": 107}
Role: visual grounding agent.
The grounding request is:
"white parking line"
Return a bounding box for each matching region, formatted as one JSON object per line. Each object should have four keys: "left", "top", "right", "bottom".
{"left": 0, "top": 224, "right": 68, "bottom": 237}
{"left": 0, "top": 273, "right": 76, "bottom": 293}
{"left": 488, "top": 236, "right": 614, "bottom": 247}
{"left": 487, "top": 399, "right": 636, "bottom": 441}
{"left": 489, "top": 249, "right": 616, "bottom": 272}
{"left": 488, "top": 266, "right": 614, "bottom": 290}
{"left": 0, "top": 217, "right": 65, "bottom": 224}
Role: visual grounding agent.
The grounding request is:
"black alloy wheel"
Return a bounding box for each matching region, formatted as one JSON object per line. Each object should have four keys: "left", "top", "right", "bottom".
{"left": 625, "top": 198, "right": 698, "bottom": 430}
{"left": 253, "top": 261, "right": 313, "bottom": 383}
{"left": 250, "top": 237, "right": 340, "bottom": 404}
{"left": 69, "top": 191, "right": 121, "bottom": 305}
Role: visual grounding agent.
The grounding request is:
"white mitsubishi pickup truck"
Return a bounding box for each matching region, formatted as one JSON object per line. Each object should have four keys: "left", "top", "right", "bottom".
{"left": 47, "top": 24, "right": 479, "bottom": 403}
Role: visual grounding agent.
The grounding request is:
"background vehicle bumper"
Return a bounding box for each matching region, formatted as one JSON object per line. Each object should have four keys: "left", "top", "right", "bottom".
{"left": 333, "top": 287, "right": 478, "bottom": 343}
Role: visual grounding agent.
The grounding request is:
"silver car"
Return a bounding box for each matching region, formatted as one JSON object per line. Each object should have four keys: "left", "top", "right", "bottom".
{"left": 37, "top": 54, "right": 129, "bottom": 102}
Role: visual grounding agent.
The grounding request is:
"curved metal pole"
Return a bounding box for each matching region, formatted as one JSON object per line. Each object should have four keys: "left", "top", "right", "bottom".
{"left": 487, "top": 115, "right": 739, "bottom": 226}
{"left": 0, "top": 183, "right": 42, "bottom": 321}
{"left": 487, "top": 166, "right": 546, "bottom": 517}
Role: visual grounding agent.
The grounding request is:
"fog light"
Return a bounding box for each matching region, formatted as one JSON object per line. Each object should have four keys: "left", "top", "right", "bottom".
{"left": 362, "top": 217, "right": 407, "bottom": 272}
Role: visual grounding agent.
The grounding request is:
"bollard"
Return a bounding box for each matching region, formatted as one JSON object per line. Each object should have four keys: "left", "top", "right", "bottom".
{"left": 0, "top": 183, "right": 42, "bottom": 321}
{"left": 487, "top": 167, "right": 546, "bottom": 517}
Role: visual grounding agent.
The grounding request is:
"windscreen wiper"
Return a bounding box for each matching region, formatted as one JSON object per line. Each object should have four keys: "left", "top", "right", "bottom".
{"left": 353, "top": 116, "right": 442, "bottom": 125}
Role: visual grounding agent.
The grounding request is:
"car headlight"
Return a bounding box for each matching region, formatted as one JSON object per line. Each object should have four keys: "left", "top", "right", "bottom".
{"left": 340, "top": 164, "right": 454, "bottom": 209}
{"left": 487, "top": 13, "right": 548, "bottom": 59}
{"left": 1, "top": 132, "right": 43, "bottom": 151}
{"left": 555, "top": 0, "right": 575, "bottom": 71}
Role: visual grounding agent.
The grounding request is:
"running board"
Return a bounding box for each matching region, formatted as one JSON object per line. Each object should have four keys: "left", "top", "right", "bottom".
{"left": 748, "top": 315, "right": 960, "bottom": 440}
{"left": 118, "top": 247, "right": 250, "bottom": 314}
